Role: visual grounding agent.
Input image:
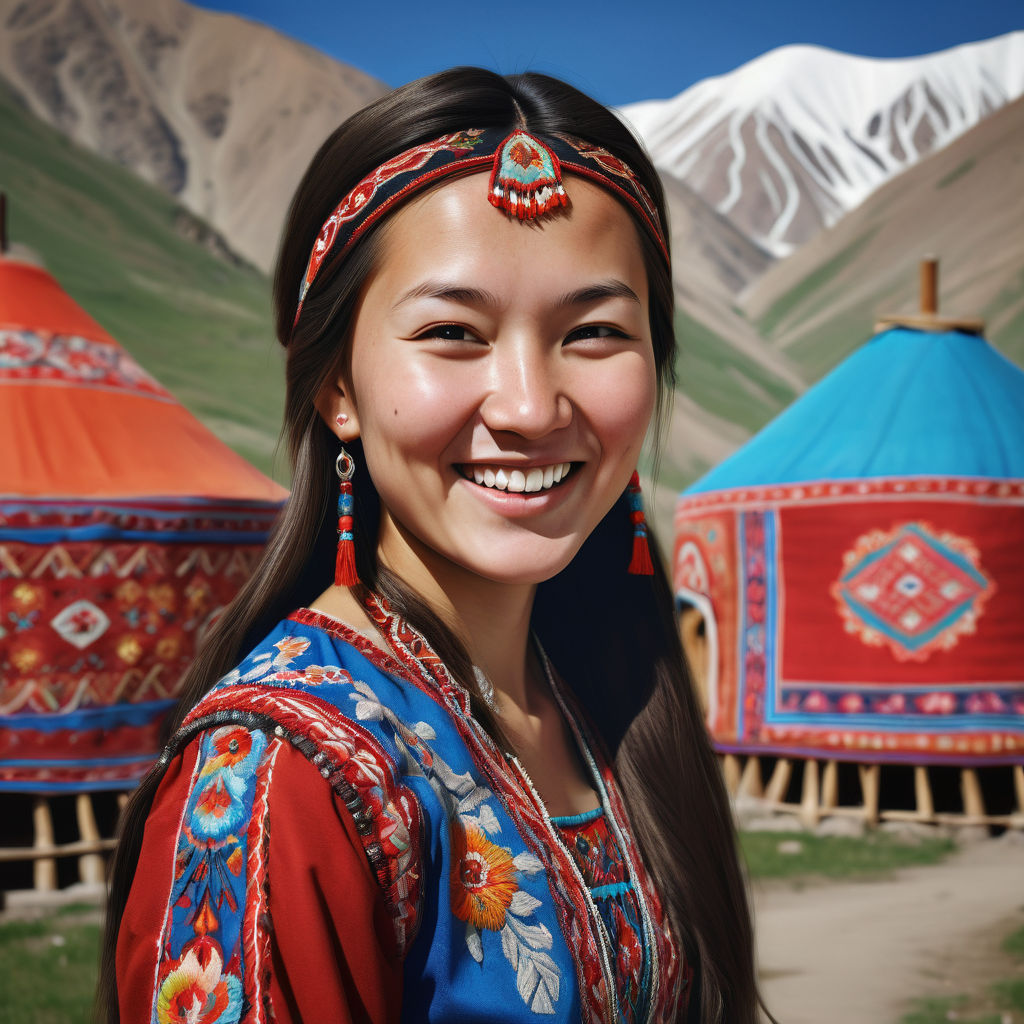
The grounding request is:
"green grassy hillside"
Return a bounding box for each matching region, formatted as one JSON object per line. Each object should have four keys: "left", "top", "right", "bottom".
{"left": 0, "top": 80, "right": 286, "bottom": 481}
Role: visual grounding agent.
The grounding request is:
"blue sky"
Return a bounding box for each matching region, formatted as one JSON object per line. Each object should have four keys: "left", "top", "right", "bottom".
{"left": 192, "top": 0, "right": 1022, "bottom": 105}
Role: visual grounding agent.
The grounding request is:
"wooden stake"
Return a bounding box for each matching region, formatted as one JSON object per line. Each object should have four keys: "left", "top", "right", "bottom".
{"left": 799, "top": 759, "right": 820, "bottom": 828}
{"left": 722, "top": 754, "right": 741, "bottom": 795}
{"left": 961, "top": 768, "right": 986, "bottom": 819}
{"left": 765, "top": 759, "right": 792, "bottom": 805}
{"left": 32, "top": 798, "right": 57, "bottom": 891}
{"left": 821, "top": 760, "right": 839, "bottom": 810}
{"left": 76, "top": 793, "right": 105, "bottom": 885}
{"left": 914, "top": 766, "right": 935, "bottom": 821}
{"left": 858, "top": 764, "right": 880, "bottom": 826}
{"left": 1014, "top": 765, "right": 1024, "bottom": 816}
{"left": 739, "top": 755, "right": 764, "bottom": 798}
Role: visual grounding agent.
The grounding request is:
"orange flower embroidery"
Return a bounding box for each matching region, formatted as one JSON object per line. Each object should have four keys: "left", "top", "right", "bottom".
{"left": 451, "top": 826, "right": 519, "bottom": 931}
{"left": 274, "top": 636, "right": 310, "bottom": 661}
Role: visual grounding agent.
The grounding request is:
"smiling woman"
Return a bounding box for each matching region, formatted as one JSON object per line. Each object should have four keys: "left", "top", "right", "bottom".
{"left": 97, "top": 68, "right": 768, "bottom": 1024}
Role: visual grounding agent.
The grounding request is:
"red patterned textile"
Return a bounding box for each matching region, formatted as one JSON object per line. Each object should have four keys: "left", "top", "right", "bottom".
{"left": 0, "top": 258, "right": 286, "bottom": 791}
{"left": 674, "top": 478, "right": 1024, "bottom": 765}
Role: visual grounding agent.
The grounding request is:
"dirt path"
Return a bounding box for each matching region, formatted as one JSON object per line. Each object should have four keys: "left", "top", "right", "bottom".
{"left": 752, "top": 837, "right": 1024, "bottom": 1024}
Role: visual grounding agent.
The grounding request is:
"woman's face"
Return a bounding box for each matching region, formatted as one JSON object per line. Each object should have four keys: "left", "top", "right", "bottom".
{"left": 324, "top": 171, "right": 657, "bottom": 587}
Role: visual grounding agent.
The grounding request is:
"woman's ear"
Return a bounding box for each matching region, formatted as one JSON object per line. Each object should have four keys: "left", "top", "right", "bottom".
{"left": 315, "top": 373, "right": 360, "bottom": 443}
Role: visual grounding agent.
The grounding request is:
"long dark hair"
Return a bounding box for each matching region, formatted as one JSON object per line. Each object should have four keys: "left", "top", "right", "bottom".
{"left": 98, "top": 68, "right": 765, "bottom": 1023}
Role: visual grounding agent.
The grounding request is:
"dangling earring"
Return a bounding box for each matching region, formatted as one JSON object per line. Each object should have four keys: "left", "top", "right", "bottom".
{"left": 334, "top": 447, "right": 359, "bottom": 587}
{"left": 627, "top": 471, "right": 654, "bottom": 575}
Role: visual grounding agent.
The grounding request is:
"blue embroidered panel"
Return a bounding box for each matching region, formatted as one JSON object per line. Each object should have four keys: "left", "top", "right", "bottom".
{"left": 202, "top": 615, "right": 587, "bottom": 1022}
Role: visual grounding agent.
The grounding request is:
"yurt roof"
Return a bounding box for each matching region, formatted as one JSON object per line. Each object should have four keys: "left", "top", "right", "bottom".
{"left": 0, "top": 258, "right": 287, "bottom": 503}
{"left": 685, "top": 326, "right": 1024, "bottom": 496}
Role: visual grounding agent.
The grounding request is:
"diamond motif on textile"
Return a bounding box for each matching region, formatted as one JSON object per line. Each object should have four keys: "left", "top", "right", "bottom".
{"left": 50, "top": 600, "right": 111, "bottom": 649}
{"left": 832, "top": 522, "right": 994, "bottom": 662}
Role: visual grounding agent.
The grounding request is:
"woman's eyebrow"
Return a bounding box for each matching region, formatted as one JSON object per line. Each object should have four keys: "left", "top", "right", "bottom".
{"left": 556, "top": 280, "right": 641, "bottom": 307}
{"left": 392, "top": 279, "right": 641, "bottom": 312}
{"left": 392, "top": 281, "right": 499, "bottom": 310}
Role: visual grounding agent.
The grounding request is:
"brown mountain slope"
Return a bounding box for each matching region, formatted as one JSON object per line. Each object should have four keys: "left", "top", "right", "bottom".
{"left": 743, "top": 94, "right": 1024, "bottom": 376}
{"left": 0, "top": 0, "right": 388, "bottom": 270}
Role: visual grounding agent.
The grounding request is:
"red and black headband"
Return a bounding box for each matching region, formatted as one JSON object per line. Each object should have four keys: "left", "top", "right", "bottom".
{"left": 294, "top": 127, "right": 669, "bottom": 325}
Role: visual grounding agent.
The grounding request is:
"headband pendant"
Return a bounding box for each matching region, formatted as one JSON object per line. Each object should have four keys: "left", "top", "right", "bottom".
{"left": 487, "top": 130, "right": 569, "bottom": 221}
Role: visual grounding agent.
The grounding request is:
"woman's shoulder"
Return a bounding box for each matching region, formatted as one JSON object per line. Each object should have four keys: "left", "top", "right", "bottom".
{"left": 177, "top": 608, "right": 422, "bottom": 732}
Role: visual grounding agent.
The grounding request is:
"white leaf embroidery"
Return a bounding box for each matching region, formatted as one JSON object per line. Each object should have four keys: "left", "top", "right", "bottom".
{"left": 506, "top": 913, "right": 554, "bottom": 951}
{"left": 513, "top": 852, "right": 544, "bottom": 875}
{"left": 412, "top": 721, "right": 436, "bottom": 741}
{"left": 501, "top": 922, "right": 519, "bottom": 968}
{"left": 508, "top": 891, "right": 542, "bottom": 917}
{"left": 354, "top": 699, "right": 384, "bottom": 721}
{"left": 475, "top": 805, "right": 502, "bottom": 835}
{"left": 466, "top": 922, "right": 483, "bottom": 963}
{"left": 457, "top": 785, "right": 492, "bottom": 815}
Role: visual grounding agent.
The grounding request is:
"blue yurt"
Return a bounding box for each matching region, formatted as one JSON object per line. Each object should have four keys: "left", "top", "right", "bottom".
{"left": 673, "top": 269, "right": 1024, "bottom": 806}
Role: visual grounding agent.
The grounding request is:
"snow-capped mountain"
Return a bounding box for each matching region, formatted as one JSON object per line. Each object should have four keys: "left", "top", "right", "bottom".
{"left": 620, "top": 32, "right": 1024, "bottom": 256}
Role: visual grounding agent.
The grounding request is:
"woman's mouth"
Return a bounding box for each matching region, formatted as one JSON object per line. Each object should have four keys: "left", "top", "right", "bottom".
{"left": 457, "top": 462, "right": 576, "bottom": 494}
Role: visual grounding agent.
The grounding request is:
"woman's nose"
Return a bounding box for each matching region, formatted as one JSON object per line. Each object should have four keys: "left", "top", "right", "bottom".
{"left": 479, "top": 338, "right": 573, "bottom": 439}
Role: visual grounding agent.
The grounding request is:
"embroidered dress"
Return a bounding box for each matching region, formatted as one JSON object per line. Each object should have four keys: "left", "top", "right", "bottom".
{"left": 116, "top": 602, "right": 685, "bottom": 1024}
{"left": 552, "top": 808, "right": 650, "bottom": 1024}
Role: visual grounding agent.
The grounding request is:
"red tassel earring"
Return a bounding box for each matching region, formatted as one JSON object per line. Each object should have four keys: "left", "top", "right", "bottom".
{"left": 627, "top": 471, "right": 654, "bottom": 575}
{"left": 334, "top": 447, "right": 359, "bottom": 586}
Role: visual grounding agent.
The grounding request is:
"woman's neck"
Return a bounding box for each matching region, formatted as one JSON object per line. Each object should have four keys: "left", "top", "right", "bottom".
{"left": 376, "top": 520, "right": 538, "bottom": 710}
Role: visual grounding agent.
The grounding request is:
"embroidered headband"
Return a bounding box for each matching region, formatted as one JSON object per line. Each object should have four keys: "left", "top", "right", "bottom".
{"left": 294, "top": 127, "right": 668, "bottom": 325}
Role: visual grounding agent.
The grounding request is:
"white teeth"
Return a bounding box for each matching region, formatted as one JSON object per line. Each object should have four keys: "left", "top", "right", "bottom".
{"left": 463, "top": 462, "right": 574, "bottom": 493}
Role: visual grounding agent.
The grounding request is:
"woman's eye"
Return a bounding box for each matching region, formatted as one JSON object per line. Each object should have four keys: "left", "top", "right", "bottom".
{"left": 417, "top": 324, "right": 479, "bottom": 342}
{"left": 564, "top": 324, "right": 630, "bottom": 343}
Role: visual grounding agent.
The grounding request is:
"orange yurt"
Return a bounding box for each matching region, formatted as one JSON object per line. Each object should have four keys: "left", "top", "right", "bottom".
{"left": 0, "top": 257, "right": 287, "bottom": 793}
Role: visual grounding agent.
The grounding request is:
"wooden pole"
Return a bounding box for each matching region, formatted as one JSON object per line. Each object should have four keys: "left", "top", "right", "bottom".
{"left": 920, "top": 257, "right": 938, "bottom": 315}
{"left": 739, "top": 756, "right": 764, "bottom": 798}
{"left": 961, "top": 768, "right": 986, "bottom": 819}
{"left": 858, "top": 764, "right": 880, "bottom": 826}
{"left": 821, "top": 760, "right": 839, "bottom": 810}
{"left": 914, "top": 766, "right": 935, "bottom": 821}
{"left": 32, "top": 798, "right": 57, "bottom": 891}
{"left": 76, "top": 793, "right": 105, "bottom": 885}
{"left": 799, "top": 759, "right": 820, "bottom": 828}
{"left": 0, "top": 192, "right": 7, "bottom": 254}
{"left": 722, "top": 754, "right": 741, "bottom": 795}
{"left": 765, "top": 759, "right": 792, "bottom": 805}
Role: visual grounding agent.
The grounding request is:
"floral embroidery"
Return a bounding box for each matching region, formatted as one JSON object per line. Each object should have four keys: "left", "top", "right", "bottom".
{"left": 451, "top": 825, "right": 518, "bottom": 930}
{"left": 154, "top": 936, "right": 241, "bottom": 1024}
{"left": 346, "top": 673, "right": 562, "bottom": 1015}
{"left": 555, "top": 812, "right": 648, "bottom": 1024}
{"left": 186, "top": 656, "right": 424, "bottom": 957}
{"left": 152, "top": 726, "right": 278, "bottom": 1024}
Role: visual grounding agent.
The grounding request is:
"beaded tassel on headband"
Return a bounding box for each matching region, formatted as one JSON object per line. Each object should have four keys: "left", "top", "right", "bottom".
{"left": 487, "top": 131, "right": 568, "bottom": 220}
{"left": 627, "top": 471, "right": 654, "bottom": 576}
{"left": 335, "top": 448, "right": 359, "bottom": 587}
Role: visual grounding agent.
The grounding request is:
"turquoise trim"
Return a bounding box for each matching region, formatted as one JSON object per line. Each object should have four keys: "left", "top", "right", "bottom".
{"left": 590, "top": 881, "right": 634, "bottom": 900}
{"left": 549, "top": 806, "right": 604, "bottom": 827}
